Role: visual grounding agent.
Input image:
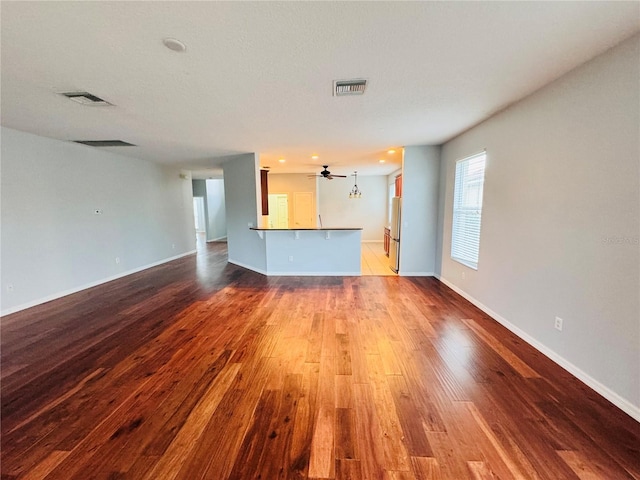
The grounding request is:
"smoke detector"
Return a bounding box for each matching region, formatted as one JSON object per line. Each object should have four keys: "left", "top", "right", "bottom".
{"left": 163, "top": 38, "right": 187, "bottom": 52}
{"left": 333, "top": 79, "right": 367, "bottom": 96}
{"left": 60, "top": 91, "right": 112, "bottom": 106}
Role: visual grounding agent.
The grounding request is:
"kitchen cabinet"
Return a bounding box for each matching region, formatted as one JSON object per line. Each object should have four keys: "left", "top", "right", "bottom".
{"left": 395, "top": 174, "right": 402, "bottom": 197}
{"left": 260, "top": 169, "right": 269, "bottom": 215}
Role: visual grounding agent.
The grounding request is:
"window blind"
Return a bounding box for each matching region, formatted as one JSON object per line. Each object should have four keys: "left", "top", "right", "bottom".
{"left": 451, "top": 152, "right": 486, "bottom": 270}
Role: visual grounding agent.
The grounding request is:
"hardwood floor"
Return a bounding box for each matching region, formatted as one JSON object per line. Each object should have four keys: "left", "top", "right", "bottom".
{"left": 1, "top": 242, "right": 638, "bottom": 479}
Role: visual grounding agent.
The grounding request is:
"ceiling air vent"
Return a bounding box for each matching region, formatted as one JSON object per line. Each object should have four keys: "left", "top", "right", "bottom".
{"left": 73, "top": 140, "right": 136, "bottom": 147}
{"left": 60, "top": 91, "right": 112, "bottom": 106}
{"left": 333, "top": 79, "right": 367, "bottom": 96}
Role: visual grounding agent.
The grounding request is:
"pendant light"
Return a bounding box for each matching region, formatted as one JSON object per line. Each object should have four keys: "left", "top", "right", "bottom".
{"left": 349, "top": 171, "right": 362, "bottom": 198}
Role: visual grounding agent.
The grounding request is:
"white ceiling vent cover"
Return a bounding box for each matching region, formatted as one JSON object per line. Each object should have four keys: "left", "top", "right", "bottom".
{"left": 333, "top": 79, "right": 367, "bottom": 96}
{"left": 73, "top": 140, "right": 136, "bottom": 147}
{"left": 60, "top": 92, "right": 112, "bottom": 106}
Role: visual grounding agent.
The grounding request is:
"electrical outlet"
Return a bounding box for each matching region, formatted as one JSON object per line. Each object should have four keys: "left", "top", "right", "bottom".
{"left": 172, "top": 244, "right": 176, "bottom": 249}
{"left": 115, "top": 257, "right": 120, "bottom": 264}
{"left": 461, "top": 271, "right": 466, "bottom": 280}
{"left": 554, "top": 316, "right": 563, "bottom": 331}
{"left": 288, "top": 255, "right": 294, "bottom": 262}
{"left": 6, "top": 284, "right": 14, "bottom": 292}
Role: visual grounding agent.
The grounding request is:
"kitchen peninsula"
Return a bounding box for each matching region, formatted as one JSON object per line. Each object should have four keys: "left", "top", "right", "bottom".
{"left": 250, "top": 226, "right": 362, "bottom": 275}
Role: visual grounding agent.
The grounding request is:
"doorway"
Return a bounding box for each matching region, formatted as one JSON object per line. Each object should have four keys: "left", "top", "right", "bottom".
{"left": 193, "top": 197, "right": 206, "bottom": 249}
{"left": 267, "top": 194, "right": 289, "bottom": 228}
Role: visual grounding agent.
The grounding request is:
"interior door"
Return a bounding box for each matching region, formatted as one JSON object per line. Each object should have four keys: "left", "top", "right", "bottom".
{"left": 276, "top": 196, "right": 288, "bottom": 228}
{"left": 293, "top": 192, "right": 315, "bottom": 228}
{"left": 268, "top": 194, "right": 289, "bottom": 228}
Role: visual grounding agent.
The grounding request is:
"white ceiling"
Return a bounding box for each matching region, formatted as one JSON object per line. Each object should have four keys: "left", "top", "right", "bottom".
{"left": 1, "top": 2, "right": 638, "bottom": 177}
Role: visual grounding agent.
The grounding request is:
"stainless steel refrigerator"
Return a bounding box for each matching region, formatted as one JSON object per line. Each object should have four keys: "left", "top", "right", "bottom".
{"left": 389, "top": 196, "right": 401, "bottom": 273}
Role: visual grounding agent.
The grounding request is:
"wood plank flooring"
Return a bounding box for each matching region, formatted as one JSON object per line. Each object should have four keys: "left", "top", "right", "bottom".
{"left": 1, "top": 242, "right": 638, "bottom": 479}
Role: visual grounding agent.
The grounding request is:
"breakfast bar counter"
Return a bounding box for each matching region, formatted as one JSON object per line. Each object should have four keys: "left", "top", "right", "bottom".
{"left": 249, "top": 227, "right": 362, "bottom": 275}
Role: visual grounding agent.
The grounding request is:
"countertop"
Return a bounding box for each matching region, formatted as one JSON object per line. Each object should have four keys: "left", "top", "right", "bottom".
{"left": 250, "top": 227, "right": 362, "bottom": 231}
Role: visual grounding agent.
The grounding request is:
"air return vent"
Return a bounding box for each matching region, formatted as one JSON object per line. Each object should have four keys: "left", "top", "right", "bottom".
{"left": 333, "top": 79, "right": 367, "bottom": 96}
{"left": 73, "top": 140, "right": 136, "bottom": 147}
{"left": 60, "top": 91, "right": 112, "bottom": 106}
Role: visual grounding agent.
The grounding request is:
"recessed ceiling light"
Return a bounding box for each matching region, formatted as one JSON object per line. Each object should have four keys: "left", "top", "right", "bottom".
{"left": 163, "top": 38, "right": 187, "bottom": 52}
{"left": 387, "top": 149, "right": 396, "bottom": 154}
{"left": 379, "top": 159, "right": 385, "bottom": 163}
{"left": 278, "top": 158, "right": 286, "bottom": 163}
{"left": 311, "top": 155, "right": 319, "bottom": 160}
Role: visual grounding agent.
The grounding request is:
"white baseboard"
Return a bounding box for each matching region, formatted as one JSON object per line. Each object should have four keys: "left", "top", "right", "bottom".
{"left": 438, "top": 276, "right": 640, "bottom": 423}
{"left": 227, "top": 259, "right": 267, "bottom": 276}
{"left": 1, "top": 250, "right": 197, "bottom": 317}
{"left": 207, "top": 236, "right": 227, "bottom": 242}
{"left": 399, "top": 271, "right": 435, "bottom": 277}
{"left": 267, "top": 271, "right": 361, "bottom": 276}
{"left": 227, "top": 259, "right": 360, "bottom": 277}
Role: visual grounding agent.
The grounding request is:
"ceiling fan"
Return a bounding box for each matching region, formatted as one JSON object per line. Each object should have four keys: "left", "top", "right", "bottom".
{"left": 308, "top": 165, "right": 347, "bottom": 180}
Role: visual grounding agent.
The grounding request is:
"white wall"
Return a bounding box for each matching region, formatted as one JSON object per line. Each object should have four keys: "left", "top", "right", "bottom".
{"left": 0, "top": 127, "right": 196, "bottom": 315}
{"left": 222, "top": 153, "right": 267, "bottom": 272}
{"left": 206, "top": 179, "right": 226, "bottom": 241}
{"left": 399, "top": 146, "right": 441, "bottom": 275}
{"left": 434, "top": 157, "right": 447, "bottom": 277}
{"left": 318, "top": 175, "right": 388, "bottom": 241}
{"left": 439, "top": 35, "right": 639, "bottom": 418}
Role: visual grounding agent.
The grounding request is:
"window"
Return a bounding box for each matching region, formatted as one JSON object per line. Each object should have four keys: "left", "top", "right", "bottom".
{"left": 451, "top": 151, "right": 486, "bottom": 269}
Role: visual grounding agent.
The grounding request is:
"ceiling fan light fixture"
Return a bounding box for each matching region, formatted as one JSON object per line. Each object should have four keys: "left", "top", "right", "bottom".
{"left": 309, "top": 165, "right": 347, "bottom": 180}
